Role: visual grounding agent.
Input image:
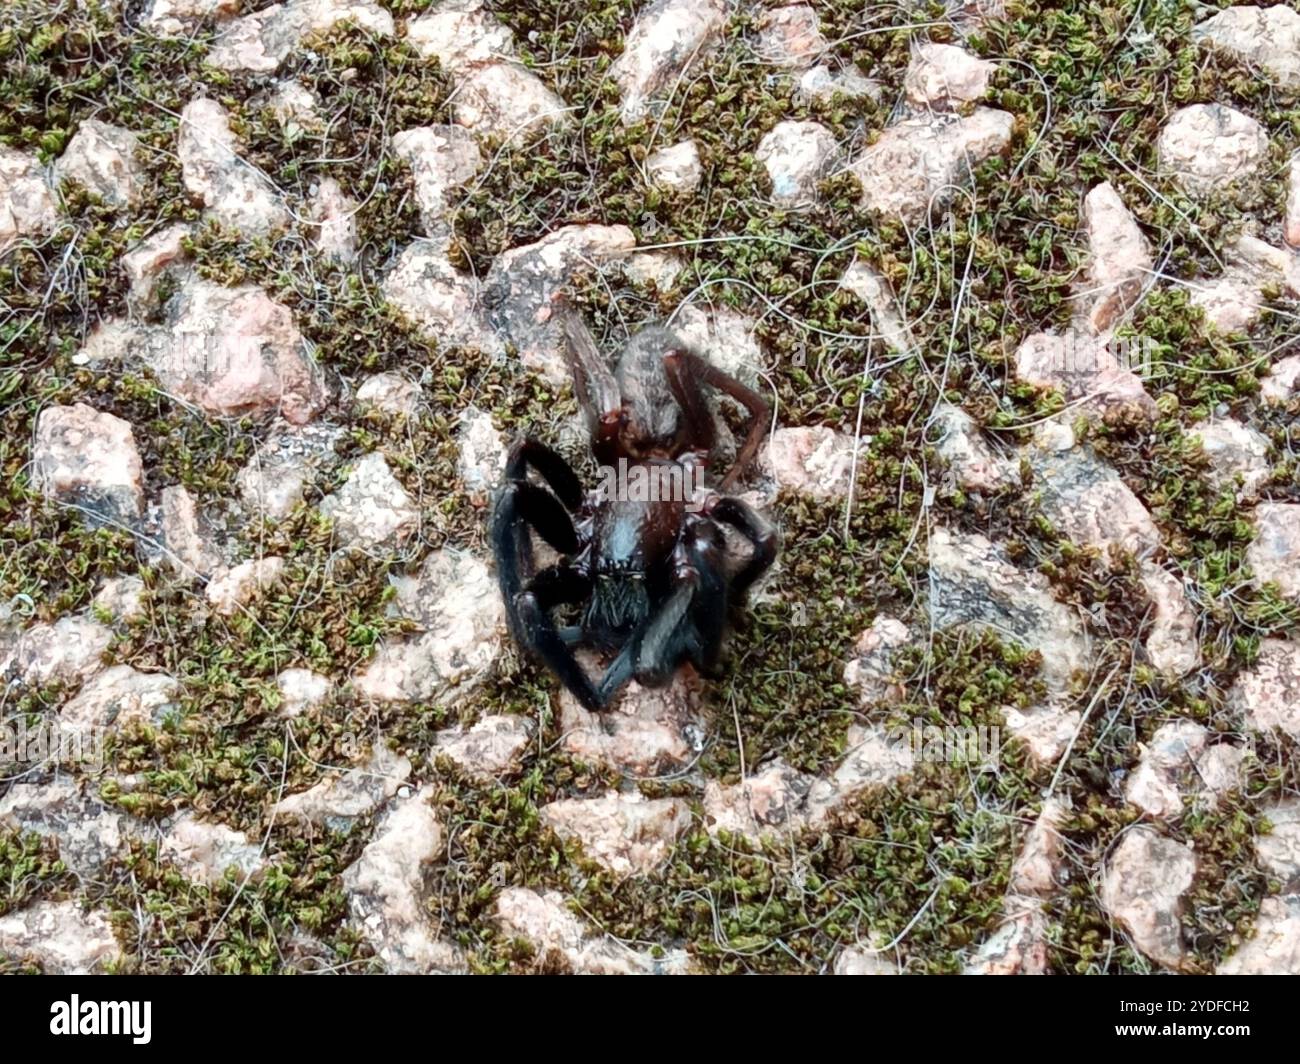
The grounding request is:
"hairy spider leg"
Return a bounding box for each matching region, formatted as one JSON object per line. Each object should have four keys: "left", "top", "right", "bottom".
{"left": 514, "top": 564, "right": 605, "bottom": 712}
{"left": 707, "top": 495, "right": 779, "bottom": 598}
{"left": 665, "top": 350, "right": 772, "bottom": 491}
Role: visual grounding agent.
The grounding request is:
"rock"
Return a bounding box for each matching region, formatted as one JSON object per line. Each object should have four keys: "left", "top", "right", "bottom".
{"left": 158, "top": 813, "right": 265, "bottom": 885}
{"left": 121, "top": 223, "right": 190, "bottom": 313}
{"left": 0, "top": 145, "right": 58, "bottom": 256}
{"left": 849, "top": 109, "right": 1014, "bottom": 224}
{"left": 644, "top": 139, "right": 702, "bottom": 193}
{"left": 843, "top": 615, "right": 913, "bottom": 708}
{"left": 432, "top": 715, "right": 533, "bottom": 781}
{"left": 1157, "top": 104, "right": 1269, "bottom": 196}
{"left": 540, "top": 792, "right": 691, "bottom": 875}
{"left": 1258, "top": 799, "right": 1300, "bottom": 887}
{"left": 160, "top": 484, "right": 220, "bottom": 577}
{"left": 205, "top": 557, "right": 287, "bottom": 615}
{"left": 1231, "top": 639, "right": 1300, "bottom": 741}
{"left": 354, "top": 549, "right": 503, "bottom": 704}
{"left": 930, "top": 403, "right": 1018, "bottom": 493}
{"left": 1138, "top": 563, "right": 1200, "bottom": 677}
{"left": 903, "top": 42, "right": 994, "bottom": 109}
{"left": 0, "top": 778, "right": 126, "bottom": 878}
{"left": 53, "top": 120, "right": 143, "bottom": 210}
{"left": 152, "top": 277, "right": 327, "bottom": 425}
{"left": 453, "top": 62, "right": 569, "bottom": 139}
{"left": 623, "top": 250, "right": 684, "bottom": 290}
{"left": 1008, "top": 800, "right": 1067, "bottom": 898}
{"left": 275, "top": 668, "right": 331, "bottom": 717}
{"left": 1099, "top": 827, "right": 1197, "bottom": 971}
{"left": 1124, "top": 721, "right": 1243, "bottom": 819}
{"left": 237, "top": 423, "right": 343, "bottom": 520}
{"left": 672, "top": 304, "right": 767, "bottom": 385}
{"left": 7, "top": 615, "right": 112, "bottom": 688}
{"left": 32, "top": 403, "right": 144, "bottom": 526}
{"left": 391, "top": 126, "right": 482, "bottom": 230}
{"left": 341, "top": 785, "right": 464, "bottom": 973}
{"left": 703, "top": 725, "right": 913, "bottom": 840}
{"left": 1075, "top": 182, "right": 1153, "bottom": 333}
{"left": 144, "top": 0, "right": 240, "bottom": 37}
{"left": 208, "top": 0, "right": 396, "bottom": 73}
{"left": 308, "top": 177, "right": 358, "bottom": 263}
{"left": 319, "top": 452, "right": 418, "bottom": 549}
{"left": 1248, "top": 503, "right": 1300, "bottom": 601}
{"left": 71, "top": 319, "right": 149, "bottom": 369}
{"left": 261, "top": 79, "right": 321, "bottom": 133}
{"left": 963, "top": 898, "right": 1050, "bottom": 975}
{"left": 406, "top": 0, "right": 516, "bottom": 75}
{"left": 482, "top": 225, "right": 636, "bottom": 383}
{"left": 762, "top": 426, "right": 860, "bottom": 501}
{"left": 558, "top": 673, "right": 703, "bottom": 776}
{"left": 1024, "top": 423, "right": 1161, "bottom": 561}
{"left": 60, "top": 666, "right": 179, "bottom": 740}
{"left": 1262, "top": 355, "right": 1300, "bottom": 404}
{"left": 838, "top": 260, "right": 915, "bottom": 355}
{"left": 92, "top": 575, "right": 146, "bottom": 623}
{"left": 1189, "top": 272, "right": 1265, "bottom": 333}
{"left": 356, "top": 372, "right": 421, "bottom": 418}
{"left": 1229, "top": 233, "right": 1300, "bottom": 296}
{"left": 928, "top": 525, "right": 1088, "bottom": 693}
{"left": 456, "top": 407, "right": 506, "bottom": 502}
{"left": 495, "top": 887, "right": 692, "bottom": 974}
{"left": 1193, "top": 417, "right": 1271, "bottom": 500}
{"left": 754, "top": 5, "right": 826, "bottom": 69}
{"left": 834, "top": 946, "right": 899, "bottom": 975}
{"left": 274, "top": 744, "right": 412, "bottom": 826}
{"left": 1217, "top": 893, "right": 1300, "bottom": 975}
{"left": 178, "top": 98, "right": 288, "bottom": 236}
{"left": 755, "top": 120, "right": 840, "bottom": 208}
{"left": 0, "top": 901, "right": 121, "bottom": 974}
{"left": 1014, "top": 330, "right": 1155, "bottom": 422}
{"left": 382, "top": 239, "right": 500, "bottom": 355}
{"left": 1288, "top": 153, "right": 1300, "bottom": 248}
{"left": 795, "top": 64, "right": 881, "bottom": 105}
{"left": 611, "top": 0, "right": 728, "bottom": 122}
{"left": 1194, "top": 5, "right": 1300, "bottom": 90}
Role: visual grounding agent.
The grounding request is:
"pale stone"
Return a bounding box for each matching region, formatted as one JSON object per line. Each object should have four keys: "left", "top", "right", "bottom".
{"left": 1076, "top": 182, "right": 1153, "bottom": 333}
{"left": 1248, "top": 503, "right": 1300, "bottom": 601}
{"left": 160, "top": 484, "right": 220, "bottom": 577}
{"left": 540, "top": 792, "right": 691, "bottom": 875}
{"left": 1100, "top": 827, "right": 1196, "bottom": 970}
{"left": 1230, "top": 639, "right": 1300, "bottom": 741}
{"left": 611, "top": 0, "right": 728, "bottom": 122}
{"left": 762, "top": 426, "right": 860, "bottom": 501}
{"left": 838, "top": 260, "right": 915, "bottom": 355}
{"left": 275, "top": 668, "right": 331, "bottom": 717}
{"left": 453, "top": 63, "right": 569, "bottom": 138}
{"left": 178, "top": 98, "right": 289, "bottom": 236}
{"left": 60, "top": 665, "right": 179, "bottom": 739}
{"left": 274, "top": 745, "right": 412, "bottom": 825}
{"left": 54, "top": 120, "right": 143, "bottom": 208}
{"left": 0, "top": 901, "right": 121, "bottom": 974}
{"left": 432, "top": 715, "right": 533, "bottom": 781}
{"left": 1194, "top": 5, "right": 1300, "bottom": 89}
{"left": 756, "top": 120, "right": 840, "bottom": 208}
{"left": 644, "top": 139, "right": 702, "bottom": 193}
{"left": 319, "top": 453, "right": 418, "bottom": 548}
{"left": 309, "top": 177, "right": 358, "bottom": 263}
{"left": 32, "top": 403, "right": 144, "bottom": 525}
{"left": 356, "top": 372, "right": 421, "bottom": 417}
{"left": 1157, "top": 104, "right": 1269, "bottom": 196}
{"left": 0, "top": 145, "right": 58, "bottom": 256}
{"left": 754, "top": 5, "right": 826, "bottom": 69}
{"left": 209, "top": 0, "right": 396, "bottom": 73}
{"left": 391, "top": 125, "right": 482, "bottom": 229}
{"left": 159, "top": 813, "right": 265, "bottom": 886}
{"left": 122, "top": 223, "right": 190, "bottom": 312}
{"left": 406, "top": 0, "right": 515, "bottom": 75}
{"left": 903, "top": 42, "right": 994, "bottom": 108}
{"left": 205, "top": 557, "right": 287, "bottom": 615}
{"left": 1124, "top": 720, "right": 1243, "bottom": 819}
{"left": 1217, "top": 894, "right": 1300, "bottom": 975}
{"left": 1138, "top": 563, "right": 1201, "bottom": 677}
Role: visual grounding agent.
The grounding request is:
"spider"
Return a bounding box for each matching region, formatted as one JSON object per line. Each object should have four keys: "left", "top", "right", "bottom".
{"left": 491, "top": 303, "right": 779, "bottom": 711}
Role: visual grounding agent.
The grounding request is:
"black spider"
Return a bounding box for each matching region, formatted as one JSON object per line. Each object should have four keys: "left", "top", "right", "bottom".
{"left": 491, "top": 303, "right": 779, "bottom": 711}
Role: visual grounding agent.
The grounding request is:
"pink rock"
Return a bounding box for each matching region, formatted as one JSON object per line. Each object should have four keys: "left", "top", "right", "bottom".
{"left": 644, "top": 139, "right": 702, "bottom": 193}
{"left": 1099, "top": 827, "right": 1197, "bottom": 970}
{"left": 611, "top": 0, "right": 728, "bottom": 122}
{"left": 7, "top": 615, "right": 113, "bottom": 688}
{"left": 144, "top": 0, "right": 240, "bottom": 37}
{"left": 930, "top": 403, "right": 1019, "bottom": 493}
{"left": 0, "top": 145, "right": 58, "bottom": 255}
{"left": 558, "top": 672, "right": 702, "bottom": 776}
{"left": 539, "top": 792, "right": 691, "bottom": 875}
{"left": 178, "top": 98, "right": 288, "bottom": 236}
{"left": 453, "top": 63, "right": 569, "bottom": 139}
{"left": 1124, "top": 720, "right": 1243, "bottom": 819}
{"left": 432, "top": 715, "right": 533, "bottom": 781}
{"left": 1217, "top": 894, "right": 1300, "bottom": 974}
{"left": 754, "top": 5, "right": 827, "bottom": 70}
{"left": 406, "top": 0, "right": 516, "bottom": 75}
{"left": 33, "top": 403, "right": 144, "bottom": 524}
{"left": 208, "top": 0, "right": 395, "bottom": 73}
{"left": 1257, "top": 798, "right": 1300, "bottom": 885}
{"left": 1193, "top": 417, "right": 1271, "bottom": 500}
{"left": 1194, "top": 5, "right": 1300, "bottom": 89}
{"left": 275, "top": 745, "right": 411, "bottom": 824}
{"left": 763, "top": 426, "right": 861, "bottom": 501}
{"left": 121, "top": 223, "right": 190, "bottom": 312}
{"left": 843, "top": 615, "right": 912, "bottom": 707}
{"left": 54, "top": 120, "right": 143, "bottom": 209}
{"left": 319, "top": 453, "right": 417, "bottom": 548}
{"left": 756, "top": 120, "right": 841, "bottom": 208}
{"left": 963, "top": 897, "right": 1050, "bottom": 975}
{"left": 1157, "top": 104, "right": 1268, "bottom": 196}
{"left": 60, "top": 665, "right": 178, "bottom": 739}
{"left": 1138, "top": 563, "right": 1201, "bottom": 677}
{"left": 160, "top": 484, "right": 221, "bottom": 577}
{"left": 1009, "top": 800, "right": 1068, "bottom": 898}
{"left": 154, "top": 277, "right": 327, "bottom": 424}
{"left": 456, "top": 407, "right": 506, "bottom": 502}
{"left": 0, "top": 778, "right": 126, "bottom": 878}
{"left": 309, "top": 177, "right": 358, "bottom": 263}
{"left": 838, "top": 260, "right": 915, "bottom": 355}
{"left": 1248, "top": 503, "right": 1300, "bottom": 601}
{"left": 1230, "top": 638, "right": 1300, "bottom": 741}
{"left": 903, "top": 42, "right": 995, "bottom": 109}
{"left": 1261, "top": 355, "right": 1300, "bottom": 404}
{"left": 1014, "top": 330, "right": 1155, "bottom": 421}
{"left": 382, "top": 239, "right": 501, "bottom": 355}
{"left": 850, "top": 109, "right": 1013, "bottom": 224}
{"left": 275, "top": 667, "right": 331, "bottom": 717}
{"left": 834, "top": 946, "right": 900, "bottom": 975}
{"left": 495, "top": 887, "right": 692, "bottom": 973}
{"left": 0, "top": 901, "right": 121, "bottom": 974}
{"left": 356, "top": 372, "right": 421, "bottom": 418}
{"left": 205, "top": 557, "right": 287, "bottom": 615}
{"left": 391, "top": 126, "right": 482, "bottom": 230}
{"left": 158, "top": 812, "right": 265, "bottom": 886}
{"left": 1076, "top": 182, "right": 1153, "bottom": 333}
{"left": 1189, "top": 271, "right": 1265, "bottom": 333}
{"left": 1287, "top": 153, "right": 1300, "bottom": 248}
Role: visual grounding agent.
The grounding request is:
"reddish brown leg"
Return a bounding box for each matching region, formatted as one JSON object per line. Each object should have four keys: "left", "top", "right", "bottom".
{"left": 557, "top": 300, "right": 623, "bottom": 462}
{"left": 666, "top": 350, "right": 771, "bottom": 490}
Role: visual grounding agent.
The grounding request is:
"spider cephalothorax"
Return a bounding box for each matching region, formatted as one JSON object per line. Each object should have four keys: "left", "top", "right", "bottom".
{"left": 491, "top": 303, "right": 779, "bottom": 711}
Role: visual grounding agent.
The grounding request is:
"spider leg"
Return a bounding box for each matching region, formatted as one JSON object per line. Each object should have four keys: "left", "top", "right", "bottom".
{"left": 664, "top": 350, "right": 771, "bottom": 491}
{"left": 706, "top": 496, "right": 779, "bottom": 599}
{"left": 557, "top": 300, "right": 623, "bottom": 460}
{"left": 662, "top": 349, "right": 716, "bottom": 456}
{"left": 513, "top": 565, "right": 604, "bottom": 712}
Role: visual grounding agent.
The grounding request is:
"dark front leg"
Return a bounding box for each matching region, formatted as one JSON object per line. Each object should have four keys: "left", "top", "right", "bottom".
{"left": 513, "top": 564, "right": 605, "bottom": 712}
{"left": 707, "top": 496, "right": 778, "bottom": 599}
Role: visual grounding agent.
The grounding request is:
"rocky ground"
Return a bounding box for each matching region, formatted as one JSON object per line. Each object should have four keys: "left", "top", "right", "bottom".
{"left": 1, "top": 0, "right": 1299, "bottom": 975}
